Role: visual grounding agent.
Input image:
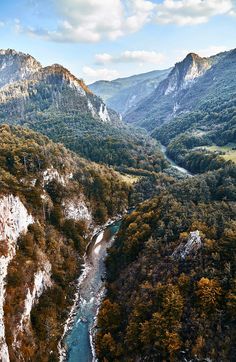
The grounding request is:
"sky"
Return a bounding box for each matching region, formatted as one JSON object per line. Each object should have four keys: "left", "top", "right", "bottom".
{"left": 0, "top": 0, "right": 236, "bottom": 83}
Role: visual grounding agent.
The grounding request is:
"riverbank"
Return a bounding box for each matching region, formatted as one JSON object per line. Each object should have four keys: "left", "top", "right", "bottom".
{"left": 160, "top": 144, "right": 193, "bottom": 176}
{"left": 58, "top": 215, "right": 123, "bottom": 361}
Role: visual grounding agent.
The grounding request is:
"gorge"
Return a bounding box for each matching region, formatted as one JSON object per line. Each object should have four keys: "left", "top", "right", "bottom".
{"left": 0, "top": 46, "right": 235, "bottom": 362}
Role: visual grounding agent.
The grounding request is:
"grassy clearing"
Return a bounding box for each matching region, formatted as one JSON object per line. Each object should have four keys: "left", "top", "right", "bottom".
{"left": 206, "top": 144, "right": 236, "bottom": 163}
{"left": 116, "top": 171, "right": 140, "bottom": 185}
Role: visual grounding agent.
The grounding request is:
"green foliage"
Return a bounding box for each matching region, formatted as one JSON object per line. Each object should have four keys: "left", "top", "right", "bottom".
{"left": 0, "top": 84, "right": 167, "bottom": 172}
{"left": 126, "top": 49, "right": 236, "bottom": 135}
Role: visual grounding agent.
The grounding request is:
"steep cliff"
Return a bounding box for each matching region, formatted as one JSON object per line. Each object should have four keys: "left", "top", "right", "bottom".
{"left": 0, "top": 49, "right": 167, "bottom": 172}
{"left": 0, "top": 195, "right": 34, "bottom": 361}
{"left": 0, "top": 50, "right": 117, "bottom": 125}
{"left": 0, "top": 49, "right": 41, "bottom": 88}
{"left": 124, "top": 50, "right": 232, "bottom": 130}
{"left": 0, "top": 124, "right": 131, "bottom": 361}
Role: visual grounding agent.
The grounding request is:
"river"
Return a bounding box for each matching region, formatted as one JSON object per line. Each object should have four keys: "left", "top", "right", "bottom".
{"left": 60, "top": 219, "right": 122, "bottom": 362}
{"left": 60, "top": 145, "right": 190, "bottom": 362}
{"left": 160, "top": 144, "right": 192, "bottom": 176}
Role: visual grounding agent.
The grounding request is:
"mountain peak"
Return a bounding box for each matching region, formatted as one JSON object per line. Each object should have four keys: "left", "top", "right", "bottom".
{"left": 0, "top": 49, "right": 118, "bottom": 126}
{"left": 0, "top": 48, "right": 41, "bottom": 64}
{"left": 39, "top": 63, "right": 93, "bottom": 94}
{"left": 161, "top": 51, "right": 212, "bottom": 96}
{"left": 0, "top": 48, "right": 41, "bottom": 88}
{"left": 185, "top": 52, "right": 202, "bottom": 60}
{"left": 0, "top": 48, "right": 26, "bottom": 56}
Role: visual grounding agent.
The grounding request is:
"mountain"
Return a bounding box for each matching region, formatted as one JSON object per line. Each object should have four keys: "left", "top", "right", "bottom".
{"left": 151, "top": 49, "right": 236, "bottom": 172}
{"left": 124, "top": 50, "right": 233, "bottom": 131}
{"left": 0, "top": 49, "right": 167, "bottom": 173}
{"left": 157, "top": 52, "right": 212, "bottom": 96}
{"left": 0, "top": 124, "right": 132, "bottom": 361}
{"left": 0, "top": 50, "right": 118, "bottom": 125}
{"left": 93, "top": 50, "right": 236, "bottom": 361}
{"left": 0, "top": 49, "right": 41, "bottom": 88}
{"left": 90, "top": 68, "right": 171, "bottom": 115}
{"left": 1, "top": 47, "right": 235, "bottom": 362}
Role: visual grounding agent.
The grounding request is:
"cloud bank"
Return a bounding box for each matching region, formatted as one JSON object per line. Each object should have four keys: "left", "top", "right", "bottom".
{"left": 82, "top": 66, "right": 119, "bottom": 82}
{"left": 18, "top": 0, "right": 236, "bottom": 43}
{"left": 95, "top": 50, "right": 165, "bottom": 65}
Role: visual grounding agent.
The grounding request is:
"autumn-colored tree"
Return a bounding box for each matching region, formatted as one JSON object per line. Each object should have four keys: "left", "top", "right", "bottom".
{"left": 196, "top": 277, "right": 222, "bottom": 312}
{"left": 97, "top": 299, "right": 121, "bottom": 332}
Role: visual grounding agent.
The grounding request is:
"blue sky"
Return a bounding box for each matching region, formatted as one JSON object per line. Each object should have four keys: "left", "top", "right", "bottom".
{"left": 0, "top": 0, "right": 236, "bottom": 83}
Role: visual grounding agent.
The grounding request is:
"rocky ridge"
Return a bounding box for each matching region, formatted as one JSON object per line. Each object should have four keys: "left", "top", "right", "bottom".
{"left": 0, "top": 49, "right": 116, "bottom": 124}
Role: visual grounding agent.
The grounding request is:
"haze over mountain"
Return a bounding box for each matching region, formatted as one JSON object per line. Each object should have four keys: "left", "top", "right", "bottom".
{"left": 0, "top": 45, "right": 235, "bottom": 362}
{"left": 0, "top": 49, "right": 167, "bottom": 173}
{"left": 90, "top": 68, "right": 171, "bottom": 115}
{"left": 124, "top": 50, "right": 235, "bottom": 130}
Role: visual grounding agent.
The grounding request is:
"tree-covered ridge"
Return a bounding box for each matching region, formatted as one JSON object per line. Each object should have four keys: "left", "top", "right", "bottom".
{"left": 90, "top": 68, "right": 171, "bottom": 115}
{"left": 152, "top": 99, "right": 236, "bottom": 175}
{"left": 151, "top": 50, "right": 236, "bottom": 174}
{"left": 0, "top": 124, "right": 134, "bottom": 221}
{"left": 0, "top": 50, "right": 168, "bottom": 172}
{"left": 153, "top": 101, "right": 236, "bottom": 148}
{"left": 95, "top": 160, "right": 236, "bottom": 361}
{"left": 125, "top": 49, "right": 236, "bottom": 133}
{"left": 20, "top": 112, "right": 167, "bottom": 172}
{"left": 0, "top": 124, "right": 133, "bottom": 361}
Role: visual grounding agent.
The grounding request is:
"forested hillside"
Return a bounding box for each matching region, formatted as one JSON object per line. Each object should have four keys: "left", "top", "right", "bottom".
{"left": 0, "top": 45, "right": 235, "bottom": 362}
{"left": 0, "top": 50, "right": 167, "bottom": 173}
{"left": 0, "top": 124, "right": 132, "bottom": 361}
{"left": 125, "top": 49, "right": 236, "bottom": 134}
{"left": 90, "top": 68, "right": 171, "bottom": 115}
{"left": 96, "top": 157, "right": 236, "bottom": 361}
{"left": 95, "top": 49, "right": 236, "bottom": 362}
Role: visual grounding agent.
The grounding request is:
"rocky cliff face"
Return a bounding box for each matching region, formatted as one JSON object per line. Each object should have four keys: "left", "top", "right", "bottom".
{"left": 162, "top": 53, "right": 212, "bottom": 95}
{"left": 0, "top": 125, "right": 131, "bottom": 361}
{"left": 0, "top": 49, "right": 41, "bottom": 88}
{"left": 0, "top": 195, "right": 34, "bottom": 362}
{"left": 124, "top": 49, "right": 231, "bottom": 130}
{"left": 0, "top": 49, "right": 118, "bottom": 125}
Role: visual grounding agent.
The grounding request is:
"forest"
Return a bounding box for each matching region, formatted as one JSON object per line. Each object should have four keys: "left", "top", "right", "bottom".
{"left": 0, "top": 124, "right": 133, "bottom": 361}
{"left": 0, "top": 46, "right": 235, "bottom": 362}
{"left": 95, "top": 153, "right": 236, "bottom": 361}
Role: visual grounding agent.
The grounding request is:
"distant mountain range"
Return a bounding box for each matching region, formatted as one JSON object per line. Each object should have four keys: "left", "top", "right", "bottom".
{"left": 0, "top": 46, "right": 235, "bottom": 362}
{"left": 124, "top": 50, "right": 235, "bottom": 129}
{"left": 90, "top": 48, "right": 236, "bottom": 157}
{"left": 0, "top": 49, "right": 166, "bottom": 172}
{"left": 90, "top": 68, "right": 171, "bottom": 115}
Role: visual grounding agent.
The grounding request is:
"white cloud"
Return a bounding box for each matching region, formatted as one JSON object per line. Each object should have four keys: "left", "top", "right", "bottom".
{"left": 15, "top": 0, "right": 236, "bottom": 42}
{"left": 229, "top": 0, "right": 236, "bottom": 15}
{"left": 197, "top": 45, "right": 232, "bottom": 57}
{"left": 176, "top": 45, "right": 231, "bottom": 61}
{"left": 82, "top": 66, "right": 120, "bottom": 82}
{"left": 0, "top": 21, "right": 5, "bottom": 28}
{"left": 125, "top": 0, "right": 156, "bottom": 32}
{"left": 95, "top": 53, "right": 114, "bottom": 63}
{"left": 155, "top": 0, "right": 234, "bottom": 26}
{"left": 95, "top": 50, "right": 165, "bottom": 65}
{"left": 22, "top": 0, "right": 156, "bottom": 43}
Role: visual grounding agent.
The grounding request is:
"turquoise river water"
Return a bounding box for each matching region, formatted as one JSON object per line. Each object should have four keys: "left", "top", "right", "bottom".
{"left": 62, "top": 220, "right": 121, "bottom": 362}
